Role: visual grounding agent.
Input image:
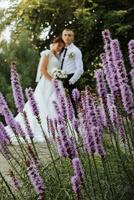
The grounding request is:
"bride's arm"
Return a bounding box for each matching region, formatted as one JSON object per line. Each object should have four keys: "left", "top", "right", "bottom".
{"left": 39, "top": 55, "right": 52, "bottom": 81}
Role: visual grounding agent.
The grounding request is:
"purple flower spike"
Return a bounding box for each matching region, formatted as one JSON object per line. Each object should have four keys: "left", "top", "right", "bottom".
{"left": 71, "top": 175, "right": 81, "bottom": 194}
{"left": 56, "top": 136, "right": 68, "bottom": 157}
{"left": 72, "top": 88, "right": 80, "bottom": 101}
{"left": 95, "top": 69, "right": 107, "bottom": 102}
{"left": 130, "top": 69, "right": 134, "bottom": 90}
{"left": 72, "top": 157, "right": 83, "bottom": 182}
{"left": 128, "top": 40, "right": 134, "bottom": 68}
{"left": 26, "top": 161, "right": 45, "bottom": 199}
{"left": 102, "top": 29, "right": 111, "bottom": 47}
{"left": 25, "top": 87, "right": 40, "bottom": 119}
{"left": 0, "top": 122, "right": 11, "bottom": 145}
{"left": 111, "top": 39, "right": 123, "bottom": 61}
{"left": 66, "top": 94, "right": 74, "bottom": 120}
{"left": 59, "top": 125, "right": 77, "bottom": 159}
{"left": 91, "top": 126, "right": 105, "bottom": 158}
{"left": 10, "top": 65, "right": 25, "bottom": 113}
{"left": 120, "top": 84, "right": 134, "bottom": 114}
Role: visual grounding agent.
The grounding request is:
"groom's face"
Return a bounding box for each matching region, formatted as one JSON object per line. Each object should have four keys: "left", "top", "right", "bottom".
{"left": 62, "top": 30, "right": 74, "bottom": 46}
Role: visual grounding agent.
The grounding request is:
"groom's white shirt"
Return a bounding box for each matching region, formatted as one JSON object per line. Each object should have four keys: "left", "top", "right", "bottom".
{"left": 60, "top": 43, "right": 84, "bottom": 84}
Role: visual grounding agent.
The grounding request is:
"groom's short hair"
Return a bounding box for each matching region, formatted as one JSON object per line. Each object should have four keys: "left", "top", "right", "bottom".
{"left": 62, "top": 28, "right": 74, "bottom": 35}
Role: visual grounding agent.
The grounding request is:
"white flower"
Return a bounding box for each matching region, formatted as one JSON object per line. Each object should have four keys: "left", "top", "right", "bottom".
{"left": 51, "top": 68, "right": 67, "bottom": 79}
{"left": 68, "top": 52, "right": 75, "bottom": 59}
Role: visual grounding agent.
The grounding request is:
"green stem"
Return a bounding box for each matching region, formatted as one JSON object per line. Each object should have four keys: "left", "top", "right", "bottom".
{"left": 0, "top": 171, "right": 17, "bottom": 200}
{"left": 92, "top": 154, "right": 105, "bottom": 200}
{"left": 39, "top": 122, "right": 63, "bottom": 187}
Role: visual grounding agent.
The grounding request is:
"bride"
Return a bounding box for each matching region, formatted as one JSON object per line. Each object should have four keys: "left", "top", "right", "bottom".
{"left": 5, "top": 37, "right": 65, "bottom": 142}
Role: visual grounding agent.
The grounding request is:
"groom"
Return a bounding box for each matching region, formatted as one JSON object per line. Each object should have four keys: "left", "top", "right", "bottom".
{"left": 60, "top": 28, "right": 84, "bottom": 117}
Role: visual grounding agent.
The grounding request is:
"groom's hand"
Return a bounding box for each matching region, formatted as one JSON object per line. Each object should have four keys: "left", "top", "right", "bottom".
{"left": 69, "top": 79, "right": 73, "bottom": 85}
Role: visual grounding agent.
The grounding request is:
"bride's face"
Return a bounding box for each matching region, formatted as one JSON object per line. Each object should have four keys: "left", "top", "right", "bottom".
{"left": 53, "top": 42, "right": 65, "bottom": 53}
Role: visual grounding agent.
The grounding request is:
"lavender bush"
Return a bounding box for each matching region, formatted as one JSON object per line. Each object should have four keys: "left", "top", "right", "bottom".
{"left": 0, "top": 30, "right": 134, "bottom": 200}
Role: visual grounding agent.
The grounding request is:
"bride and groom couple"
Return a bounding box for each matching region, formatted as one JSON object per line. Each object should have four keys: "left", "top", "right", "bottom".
{"left": 7, "top": 28, "right": 84, "bottom": 142}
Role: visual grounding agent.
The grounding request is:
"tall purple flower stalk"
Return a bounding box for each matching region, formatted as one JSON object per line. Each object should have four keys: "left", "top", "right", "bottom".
{"left": 80, "top": 95, "right": 94, "bottom": 152}
{"left": 53, "top": 80, "right": 67, "bottom": 119}
{"left": 71, "top": 175, "right": 81, "bottom": 194}
{"left": 71, "top": 157, "right": 84, "bottom": 195}
{"left": 110, "top": 38, "right": 133, "bottom": 114}
{"left": 53, "top": 80, "right": 76, "bottom": 121}
{"left": 10, "top": 64, "right": 25, "bottom": 113}
{"left": 128, "top": 40, "right": 134, "bottom": 68}
{"left": 25, "top": 87, "right": 40, "bottom": 120}
{"left": 72, "top": 157, "right": 84, "bottom": 182}
{"left": 91, "top": 126, "right": 105, "bottom": 158}
{"left": 0, "top": 92, "right": 25, "bottom": 138}
{"left": 0, "top": 92, "right": 8, "bottom": 112}
{"left": 130, "top": 69, "right": 134, "bottom": 90}
{"left": 120, "top": 84, "right": 134, "bottom": 114}
{"left": 106, "top": 94, "right": 117, "bottom": 125}
{"left": 65, "top": 93, "right": 74, "bottom": 121}
{"left": 114, "top": 60, "right": 128, "bottom": 85}
{"left": 72, "top": 88, "right": 80, "bottom": 102}
{"left": 95, "top": 69, "right": 107, "bottom": 104}
{"left": 80, "top": 91, "right": 96, "bottom": 154}
{"left": 107, "top": 94, "right": 126, "bottom": 142}
{"left": 128, "top": 40, "right": 134, "bottom": 89}
{"left": 26, "top": 160, "right": 45, "bottom": 200}
{"left": 111, "top": 39, "right": 123, "bottom": 61}
{"left": 100, "top": 53, "right": 112, "bottom": 92}
{"left": 83, "top": 124, "right": 96, "bottom": 154}
{"left": 102, "top": 30, "right": 120, "bottom": 95}
{"left": 52, "top": 101, "right": 64, "bottom": 124}
{"left": 80, "top": 89, "right": 105, "bottom": 157}
{"left": 102, "top": 29, "right": 111, "bottom": 48}
{"left": 0, "top": 122, "right": 11, "bottom": 145}
{"left": 101, "top": 31, "right": 133, "bottom": 115}
{"left": 0, "top": 93, "right": 14, "bottom": 128}
{"left": 56, "top": 136, "right": 68, "bottom": 157}
{"left": 93, "top": 98, "right": 107, "bottom": 128}
{"left": 98, "top": 98, "right": 107, "bottom": 127}
{"left": 57, "top": 125, "right": 77, "bottom": 160}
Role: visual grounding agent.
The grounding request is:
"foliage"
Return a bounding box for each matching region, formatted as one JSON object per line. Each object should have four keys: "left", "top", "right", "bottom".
{"left": 0, "top": 31, "right": 39, "bottom": 113}
{"left": 1, "top": 0, "right": 134, "bottom": 87}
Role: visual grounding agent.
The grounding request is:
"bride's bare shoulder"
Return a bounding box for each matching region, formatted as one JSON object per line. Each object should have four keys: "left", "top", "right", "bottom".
{"left": 40, "top": 49, "right": 50, "bottom": 57}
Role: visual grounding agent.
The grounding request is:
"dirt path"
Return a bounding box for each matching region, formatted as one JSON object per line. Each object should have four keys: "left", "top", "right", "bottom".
{"left": 0, "top": 142, "right": 52, "bottom": 177}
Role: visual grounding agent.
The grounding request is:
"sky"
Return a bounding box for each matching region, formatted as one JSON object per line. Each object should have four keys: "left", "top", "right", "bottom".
{"left": 0, "top": 0, "right": 10, "bottom": 9}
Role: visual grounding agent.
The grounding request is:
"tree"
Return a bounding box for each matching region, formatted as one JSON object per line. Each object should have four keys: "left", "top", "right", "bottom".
{"left": 0, "top": 31, "right": 39, "bottom": 112}
{"left": 1, "top": 0, "right": 134, "bottom": 87}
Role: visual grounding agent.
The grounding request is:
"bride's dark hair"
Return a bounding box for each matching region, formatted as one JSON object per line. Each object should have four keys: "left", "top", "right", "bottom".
{"left": 52, "top": 36, "right": 65, "bottom": 53}
{"left": 52, "top": 36, "right": 65, "bottom": 45}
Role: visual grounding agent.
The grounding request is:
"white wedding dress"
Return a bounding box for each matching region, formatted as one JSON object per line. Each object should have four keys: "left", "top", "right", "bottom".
{"left": 5, "top": 50, "right": 63, "bottom": 143}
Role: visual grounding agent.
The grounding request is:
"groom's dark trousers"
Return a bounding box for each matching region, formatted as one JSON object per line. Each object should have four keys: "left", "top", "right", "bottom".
{"left": 62, "top": 73, "right": 78, "bottom": 118}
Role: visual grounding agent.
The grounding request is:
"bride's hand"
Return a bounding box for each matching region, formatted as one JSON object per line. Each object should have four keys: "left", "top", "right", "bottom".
{"left": 46, "top": 74, "right": 52, "bottom": 81}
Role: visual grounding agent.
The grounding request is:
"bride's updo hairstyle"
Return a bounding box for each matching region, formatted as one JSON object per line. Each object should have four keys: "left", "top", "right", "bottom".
{"left": 50, "top": 36, "right": 65, "bottom": 53}
{"left": 52, "top": 36, "right": 65, "bottom": 46}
